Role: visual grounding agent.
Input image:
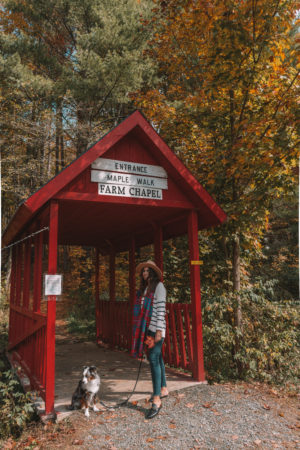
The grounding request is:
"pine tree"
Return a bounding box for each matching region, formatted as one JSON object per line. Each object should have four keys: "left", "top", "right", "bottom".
{"left": 1, "top": 0, "right": 156, "bottom": 229}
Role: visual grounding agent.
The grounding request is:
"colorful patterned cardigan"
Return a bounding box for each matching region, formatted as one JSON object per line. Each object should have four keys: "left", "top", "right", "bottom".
{"left": 131, "top": 289, "right": 154, "bottom": 359}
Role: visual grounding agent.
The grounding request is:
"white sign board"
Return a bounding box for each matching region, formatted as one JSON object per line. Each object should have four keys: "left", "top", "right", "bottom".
{"left": 91, "top": 158, "right": 167, "bottom": 178}
{"left": 91, "top": 158, "right": 168, "bottom": 200}
{"left": 98, "top": 183, "right": 163, "bottom": 199}
{"left": 91, "top": 170, "right": 168, "bottom": 189}
{"left": 44, "top": 274, "right": 62, "bottom": 297}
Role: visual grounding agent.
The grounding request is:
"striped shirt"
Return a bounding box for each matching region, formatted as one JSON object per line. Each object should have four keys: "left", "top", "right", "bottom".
{"left": 148, "top": 282, "right": 166, "bottom": 338}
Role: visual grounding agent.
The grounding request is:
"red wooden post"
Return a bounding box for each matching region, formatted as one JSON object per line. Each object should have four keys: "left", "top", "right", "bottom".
{"left": 109, "top": 249, "right": 115, "bottom": 345}
{"left": 188, "top": 210, "right": 205, "bottom": 381}
{"left": 169, "top": 304, "right": 180, "bottom": 367}
{"left": 129, "top": 237, "right": 136, "bottom": 349}
{"left": 22, "top": 239, "right": 31, "bottom": 309}
{"left": 33, "top": 230, "right": 43, "bottom": 313}
{"left": 8, "top": 246, "right": 17, "bottom": 344}
{"left": 15, "top": 243, "right": 23, "bottom": 307}
{"left": 129, "top": 237, "right": 136, "bottom": 308}
{"left": 45, "top": 200, "right": 59, "bottom": 415}
{"left": 176, "top": 304, "right": 187, "bottom": 369}
{"left": 164, "top": 312, "right": 172, "bottom": 364}
{"left": 184, "top": 304, "right": 193, "bottom": 370}
{"left": 10, "top": 246, "right": 17, "bottom": 306}
{"left": 95, "top": 248, "right": 100, "bottom": 341}
{"left": 154, "top": 225, "right": 163, "bottom": 277}
{"left": 109, "top": 249, "right": 116, "bottom": 302}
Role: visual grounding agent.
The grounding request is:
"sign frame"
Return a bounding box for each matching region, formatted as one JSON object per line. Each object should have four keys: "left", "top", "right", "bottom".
{"left": 43, "top": 274, "right": 63, "bottom": 299}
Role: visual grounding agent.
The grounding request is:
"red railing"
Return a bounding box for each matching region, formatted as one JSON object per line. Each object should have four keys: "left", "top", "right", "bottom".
{"left": 8, "top": 233, "right": 47, "bottom": 400}
{"left": 98, "top": 300, "right": 131, "bottom": 349}
{"left": 97, "top": 300, "right": 193, "bottom": 372}
{"left": 8, "top": 305, "right": 47, "bottom": 397}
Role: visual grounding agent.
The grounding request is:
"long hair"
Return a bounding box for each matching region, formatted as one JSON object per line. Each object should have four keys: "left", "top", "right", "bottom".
{"left": 139, "top": 267, "right": 160, "bottom": 295}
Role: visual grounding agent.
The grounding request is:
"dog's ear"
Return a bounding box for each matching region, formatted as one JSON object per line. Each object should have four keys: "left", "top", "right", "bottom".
{"left": 90, "top": 366, "right": 97, "bottom": 372}
{"left": 83, "top": 365, "right": 88, "bottom": 370}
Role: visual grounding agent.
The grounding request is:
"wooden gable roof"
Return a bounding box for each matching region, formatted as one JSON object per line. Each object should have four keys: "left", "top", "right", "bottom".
{"left": 2, "top": 111, "right": 226, "bottom": 248}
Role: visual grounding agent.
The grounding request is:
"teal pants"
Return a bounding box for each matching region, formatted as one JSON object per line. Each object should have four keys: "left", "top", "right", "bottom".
{"left": 147, "top": 331, "right": 167, "bottom": 396}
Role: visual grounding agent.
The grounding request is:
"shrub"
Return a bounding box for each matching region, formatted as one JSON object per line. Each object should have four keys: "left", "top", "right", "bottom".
{"left": 202, "top": 282, "right": 300, "bottom": 386}
{"left": 66, "top": 287, "right": 96, "bottom": 340}
{"left": 0, "top": 367, "right": 38, "bottom": 439}
{"left": 237, "top": 282, "right": 299, "bottom": 385}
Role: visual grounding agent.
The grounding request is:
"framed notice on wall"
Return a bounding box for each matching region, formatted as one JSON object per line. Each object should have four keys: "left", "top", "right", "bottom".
{"left": 44, "top": 274, "right": 63, "bottom": 299}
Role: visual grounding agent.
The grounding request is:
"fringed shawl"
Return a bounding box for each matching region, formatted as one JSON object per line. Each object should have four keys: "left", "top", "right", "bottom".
{"left": 131, "top": 290, "right": 154, "bottom": 359}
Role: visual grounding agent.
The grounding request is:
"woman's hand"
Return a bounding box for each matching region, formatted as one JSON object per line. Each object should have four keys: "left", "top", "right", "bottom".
{"left": 155, "top": 330, "right": 162, "bottom": 343}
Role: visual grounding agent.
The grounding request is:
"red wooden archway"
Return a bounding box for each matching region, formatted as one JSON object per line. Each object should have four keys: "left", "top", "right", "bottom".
{"left": 3, "top": 111, "right": 226, "bottom": 415}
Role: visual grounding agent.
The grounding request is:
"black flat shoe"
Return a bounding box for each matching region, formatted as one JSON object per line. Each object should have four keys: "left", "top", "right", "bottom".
{"left": 149, "top": 394, "right": 168, "bottom": 402}
{"left": 146, "top": 403, "right": 161, "bottom": 419}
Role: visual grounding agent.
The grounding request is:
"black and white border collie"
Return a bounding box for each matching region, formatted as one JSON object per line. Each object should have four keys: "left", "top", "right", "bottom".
{"left": 70, "top": 366, "right": 100, "bottom": 417}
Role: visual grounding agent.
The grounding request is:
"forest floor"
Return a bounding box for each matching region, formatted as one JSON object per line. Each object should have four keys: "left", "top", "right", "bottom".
{"left": 2, "top": 380, "right": 300, "bottom": 449}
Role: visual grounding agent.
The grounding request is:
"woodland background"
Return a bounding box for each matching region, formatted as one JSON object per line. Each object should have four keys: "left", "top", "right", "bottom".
{"left": 0, "top": 0, "right": 299, "bottom": 394}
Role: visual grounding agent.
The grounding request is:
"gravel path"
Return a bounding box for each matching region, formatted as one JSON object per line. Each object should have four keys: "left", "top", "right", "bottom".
{"left": 80, "top": 383, "right": 299, "bottom": 449}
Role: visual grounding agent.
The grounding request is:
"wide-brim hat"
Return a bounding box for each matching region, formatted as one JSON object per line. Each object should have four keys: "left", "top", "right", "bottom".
{"left": 136, "top": 260, "right": 162, "bottom": 280}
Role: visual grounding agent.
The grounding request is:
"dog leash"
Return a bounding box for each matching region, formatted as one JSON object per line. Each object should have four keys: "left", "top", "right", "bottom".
{"left": 99, "top": 353, "right": 145, "bottom": 410}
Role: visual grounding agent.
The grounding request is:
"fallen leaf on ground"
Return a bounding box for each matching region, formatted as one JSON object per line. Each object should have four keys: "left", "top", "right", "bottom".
{"left": 232, "top": 435, "right": 239, "bottom": 440}
{"left": 278, "top": 412, "right": 284, "bottom": 417}
{"left": 254, "top": 439, "right": 262, "bottom": 446}
{"left": 186, "top": 403, "right": 195, "bottom": 408}
{"left": 146, "top": 437, "right": 155, "bottom": 442}
{"left": 105, "top": 435, "right": 111, "bottom": 440}
{"left": 263, "top": 404, "right": 270, "bottom": 410}
{"left": 131, "top": 401, "right": 138, "bottom": 406}
{"left": 169, "top": 423, "right": 177, "bottom": 429}
{"left": 72, "top": 440, "right": 84, "bottom": 445}
{"left": 202, "top": 402, "right": 212, "bottom": 408}
{"left": 4, "top": 439, "right": 15, "bottom": 449}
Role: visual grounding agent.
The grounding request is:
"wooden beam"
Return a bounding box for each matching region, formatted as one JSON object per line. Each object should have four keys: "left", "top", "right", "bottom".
{"left": 15, "top": 244, "right": 23, "bottom": 307}
{"left": 22, "top": 239, "right": 31, "bottom": 309}
{"left": 129, "top": 237, "right": 136, "bottom": 350}
{"left": 10, "top": 304, "right": 47, "bottom": 320}
{"left": 188, "top": 210, "right": 205, "bottom": 382}
{"left": 8, "top": 319, "right": 46, "bottom": 351}
{"left": 54, "top": 191, "right": 193, "bottom": 209}
{"left": 109, "top": 249, "right": 116, "bottom": 302}
{"left": 8, "top": 246, "right": 17, "bottom": 344}
{"left": 95, "top": 248, "right": 100, "bottom": 340}
{"left": 45, "top": 200, "right": 59, "bottom": 415}
{"left": 129, "top": 237, "right": 136, "bottom": 309}
{"left": 33, "top": 229, "right": 43, "bottom": 313}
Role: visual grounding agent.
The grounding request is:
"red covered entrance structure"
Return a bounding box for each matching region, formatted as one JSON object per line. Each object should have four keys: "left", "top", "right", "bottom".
{"left": 3, "top": 111, "right": 226, "bottom": 415}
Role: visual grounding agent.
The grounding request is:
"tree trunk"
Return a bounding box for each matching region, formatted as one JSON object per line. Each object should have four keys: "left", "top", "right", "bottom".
{"left": 76, "top": 105, "right": 89, "bottom": 157}
{"left": 55, "top": 100, "right": 63, "bottom": 174}
{"left": 233, "top": 233, "right": 243, "bottom": 376}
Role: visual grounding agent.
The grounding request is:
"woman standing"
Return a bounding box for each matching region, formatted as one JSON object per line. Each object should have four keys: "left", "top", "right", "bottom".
{"left": 131, "top": 260, "right": 168, "bottom": 419}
